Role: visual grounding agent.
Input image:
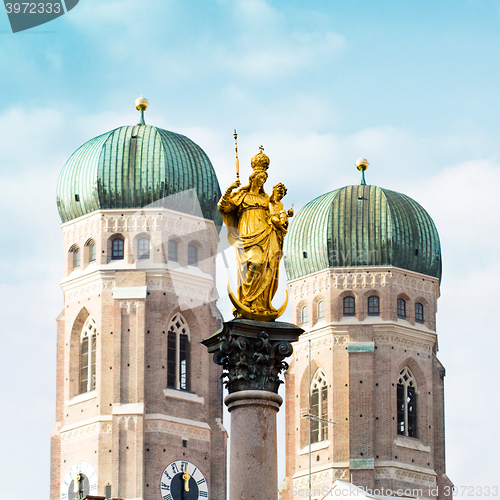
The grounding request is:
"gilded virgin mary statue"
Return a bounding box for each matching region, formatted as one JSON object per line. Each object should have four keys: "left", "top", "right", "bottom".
{"left": 218, "top": 147, "right": 293, "bottom": 321}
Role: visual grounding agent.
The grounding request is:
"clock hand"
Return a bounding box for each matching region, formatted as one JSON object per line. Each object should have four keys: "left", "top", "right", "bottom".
{"left": 182, "top": 465, "right": 190, "bottom": 492}
{"left": 76, "top": 473, "right": 84, "bottom": 499}
{"left": 74, "top": 474, "right": 80, "bottom": 492}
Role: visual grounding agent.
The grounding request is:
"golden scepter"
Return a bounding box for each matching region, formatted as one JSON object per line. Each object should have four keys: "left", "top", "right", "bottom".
{"left": 234, "top": 129, "right": 239, "bottom": 181}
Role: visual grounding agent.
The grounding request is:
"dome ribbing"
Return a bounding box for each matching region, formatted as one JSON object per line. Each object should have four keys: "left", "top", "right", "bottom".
{"left": 57, "top": 124, "right": 222, "bottom": 228}
{"left": 283, "top": 184, "right": 441, "bottom": 281}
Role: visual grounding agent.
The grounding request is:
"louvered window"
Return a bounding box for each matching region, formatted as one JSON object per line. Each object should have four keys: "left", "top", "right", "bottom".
{"left": 166, "top": 314, "right": 191, "bottom": 391}
{"left": 397, "top": 367, "right": 417, "bottom": 437}
{"left": 311, "top": 369, "right": 328, "bottom": 443}
{"left": 80, "top": 316, "right": 97, "bottom": 394}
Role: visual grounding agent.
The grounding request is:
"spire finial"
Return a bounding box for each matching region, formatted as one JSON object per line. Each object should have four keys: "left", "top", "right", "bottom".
{"left": 356, "top": 157, "right": 369, "bottom": 185}
{"left": 135, "top": 96, "right": 149, "bottom": 125}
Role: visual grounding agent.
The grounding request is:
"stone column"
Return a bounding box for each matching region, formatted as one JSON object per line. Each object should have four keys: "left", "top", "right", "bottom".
{"left": 203, "top": 318, "right": 302, "bottom": 500}
{"left": 226, "top": 390, "right": 282, "bottom": 499}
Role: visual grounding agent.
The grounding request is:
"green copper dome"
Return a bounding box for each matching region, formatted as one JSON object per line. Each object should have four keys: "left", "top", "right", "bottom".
{"left": 57, "top": 124, "right": 222, "bottom": 227}
{"left": 283, "top": 184, "right": 441, "bottom": 281}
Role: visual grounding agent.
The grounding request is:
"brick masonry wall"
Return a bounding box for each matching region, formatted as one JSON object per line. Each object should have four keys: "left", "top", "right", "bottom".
{"left": 282, "top": 266, "right": 451, "bottom": 500}
{"left": 53, "top": 211, "right": 226, "bottom": 500}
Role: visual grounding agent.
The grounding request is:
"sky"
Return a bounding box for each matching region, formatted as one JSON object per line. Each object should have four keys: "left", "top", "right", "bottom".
{"left": 1, "top": 0, "right": 500, "bottom": 498}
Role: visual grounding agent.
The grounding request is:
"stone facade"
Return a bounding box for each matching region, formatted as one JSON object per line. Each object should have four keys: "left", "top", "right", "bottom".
{"left": 51, "top": 207, "right": 227, "bottom": 500}
{"left": 280, "top": 266, "right": 453, "bottom": 500}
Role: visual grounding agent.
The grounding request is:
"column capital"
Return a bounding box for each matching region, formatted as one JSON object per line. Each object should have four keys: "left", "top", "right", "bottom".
{"left": 203, "top": 318, "right": 303, "bottom": 393}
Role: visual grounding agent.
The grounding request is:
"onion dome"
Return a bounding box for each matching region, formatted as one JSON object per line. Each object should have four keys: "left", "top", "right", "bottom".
{"left": 56, "top": 98, "right": 222, "bottom": 228}
{"left": 283, "top": 165, "right": 442, "bottom": 281}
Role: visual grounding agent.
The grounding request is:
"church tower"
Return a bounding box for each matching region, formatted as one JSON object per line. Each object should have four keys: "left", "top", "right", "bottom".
{"left": 280, "top": 160, "right": 453, "bottom": 500}
{"left": 50, "top": 100, "right": 227, "bottom": 500}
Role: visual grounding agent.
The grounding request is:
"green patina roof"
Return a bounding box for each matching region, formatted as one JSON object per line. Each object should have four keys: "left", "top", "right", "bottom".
{"left": 57, "top": 125, "right": 222, "bottom": 228}
{"left": 283, "top": 184, "right": 441, "bottom": 281}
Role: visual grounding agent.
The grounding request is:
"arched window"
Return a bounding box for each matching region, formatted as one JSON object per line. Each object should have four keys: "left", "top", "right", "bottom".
{"left": 397, "top": 298, "right": 406, "bottom": 319}
{"left": 89, "top": 242, "right": 96, "bottom": 262}
{"left": 368, "top": 296, "right": 380, "bottom": 315}
{"left": 73, "top": 248, "right": 80, "bottom": 268}
{"left": 188, "top": 244, "right": 198, "bottom": 266}
{"left": 317, "top": 300, "right": 325, "bottom": 320}
{"left": 343, "top": 296, "right": 355, "bottom": 316}
{"left": 311, "top": 369, "right": 328, "bottom": 443}
{"left": 137, "top": 237, "right": 150, "bottom": 259}
{"left": 168, "top": 240, "right": 178, "bottom": 262}
{"left": 80, "top": 315, "right": 97, "bottom": 394}
{"left": 112, "top": 238, "right": 124, "bottom": 260}
{"left": 397, "top": 367, "right": 417, "bottom": 437}
{"left": 301, "top": 305, "right": 309, "bottom": 325}
{"left": 167, "top": 314, "right": 190, "bottom": 391}
{"left": 415, "top": 302, "right": 424, "bottom": 323}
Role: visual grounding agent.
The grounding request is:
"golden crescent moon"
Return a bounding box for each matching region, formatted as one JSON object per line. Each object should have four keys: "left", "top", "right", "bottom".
{"left": 227, "top": 281, "right": 288, "bottom": 322}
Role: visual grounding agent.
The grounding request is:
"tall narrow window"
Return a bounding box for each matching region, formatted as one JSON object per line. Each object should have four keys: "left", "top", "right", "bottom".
{"left": 167, "top": 331, "right": 176, "bottom": 388}
{"left": 80, "top": 315, "right": 97, "bottom": 394}
{"left": 188, "top": 244, "right": 198, "bottom": 266}
{"left": 415, "top": 302, "right": 424, "bottom": 323}
{"left": 317, "top": 300, "right": 325, "bottom": 320}
{"left": 112, "top": 238, "right": 124, "bottom": 260}
{"left": 397, "top": 367, "right": 417, "bottom": 437}
{"left": 166, "top": 314, "right": 191, "bottom": 391}
{"left": 368, "top": 296, "right": 380, "bottom": 315}
{"left": 343, "top": 296, "right": 355, "bottom": 316}
{"left": 138, "top": 237, "right": 150, "bottom": 259}
{"left": 301, "top": 305, "right": 309, "bottom": 325}
{"left": 89, "top": 243, "right": 96, "bottom": 262}
{"left": 397, "top": 298, "right": 406, "bottom": 318}
{"left": 168, "top": 240, "right": 178, "bottom": 262}
{"left": 311, "top": 369, "right": 328, "bottom": 443}
{"left": 73, "top": 248, "right": 80, "bottom": 268}
{"left": 179, "top": 334, "right": 190, "bottom": 390}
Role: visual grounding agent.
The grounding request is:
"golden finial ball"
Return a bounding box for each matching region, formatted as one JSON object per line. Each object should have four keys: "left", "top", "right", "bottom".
{"left": 356, "top": 157, "right": 369, "bottom": 171}
{"left": 135, "top": 96, "right": 149, "bottom": 111}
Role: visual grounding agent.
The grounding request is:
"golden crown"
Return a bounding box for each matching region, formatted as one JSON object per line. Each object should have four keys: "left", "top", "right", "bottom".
{"left": 251, "top": 145, "right": 270, "bottom": 172}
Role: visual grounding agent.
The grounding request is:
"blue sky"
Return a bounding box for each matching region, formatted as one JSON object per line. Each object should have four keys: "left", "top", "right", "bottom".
{"left": 1, "top": 1, "right": 500, "bottom": 498}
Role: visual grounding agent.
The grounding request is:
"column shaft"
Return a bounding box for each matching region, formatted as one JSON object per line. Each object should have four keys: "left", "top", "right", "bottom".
{"left": 226, "top": 390, "right": 282, "bottom": 500}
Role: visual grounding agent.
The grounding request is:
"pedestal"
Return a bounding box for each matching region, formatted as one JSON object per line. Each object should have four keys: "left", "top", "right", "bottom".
{"left": 203, "top": 318, "right": 303, "bottom": 500}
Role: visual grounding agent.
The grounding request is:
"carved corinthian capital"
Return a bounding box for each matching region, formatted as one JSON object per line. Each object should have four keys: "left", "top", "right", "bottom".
{"left": 202, "top": 318, "right": 303, "bottom": 394}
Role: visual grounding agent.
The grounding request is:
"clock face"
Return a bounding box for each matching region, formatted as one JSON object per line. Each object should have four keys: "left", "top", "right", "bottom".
{"left": 160, "top": 460, "right": 208, "bottom": 500}
{"left": 60, "top": 461, "right": 98, "bottom": 500}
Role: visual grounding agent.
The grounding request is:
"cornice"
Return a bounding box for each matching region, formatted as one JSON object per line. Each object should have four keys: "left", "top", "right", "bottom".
{"left": 60, "top": 267, "right": 217, "bottom": 304}
{"left": 145, "top": 413, "right": 212, "bottom": 442}
{"left": 59, "top": 415, "right": 112, "bottom": 435}
{"left": 292, "top": 466, "right": 349, "bottom": 486}
{"left": 374, "top": 460, "right": 437, "bottom": 487}
{"left": 288, "top": 266, "right": 440, "bottom": 300}
{"left": 372, "top": 323, "right": 437, "bottom": 344}
{"left": 62, "top": 208, "right": 219, "bottom": 249}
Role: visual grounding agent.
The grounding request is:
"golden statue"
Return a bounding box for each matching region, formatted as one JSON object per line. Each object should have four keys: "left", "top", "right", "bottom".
{"left": 218, "top": 146, "right": 293, "bottom": 321}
